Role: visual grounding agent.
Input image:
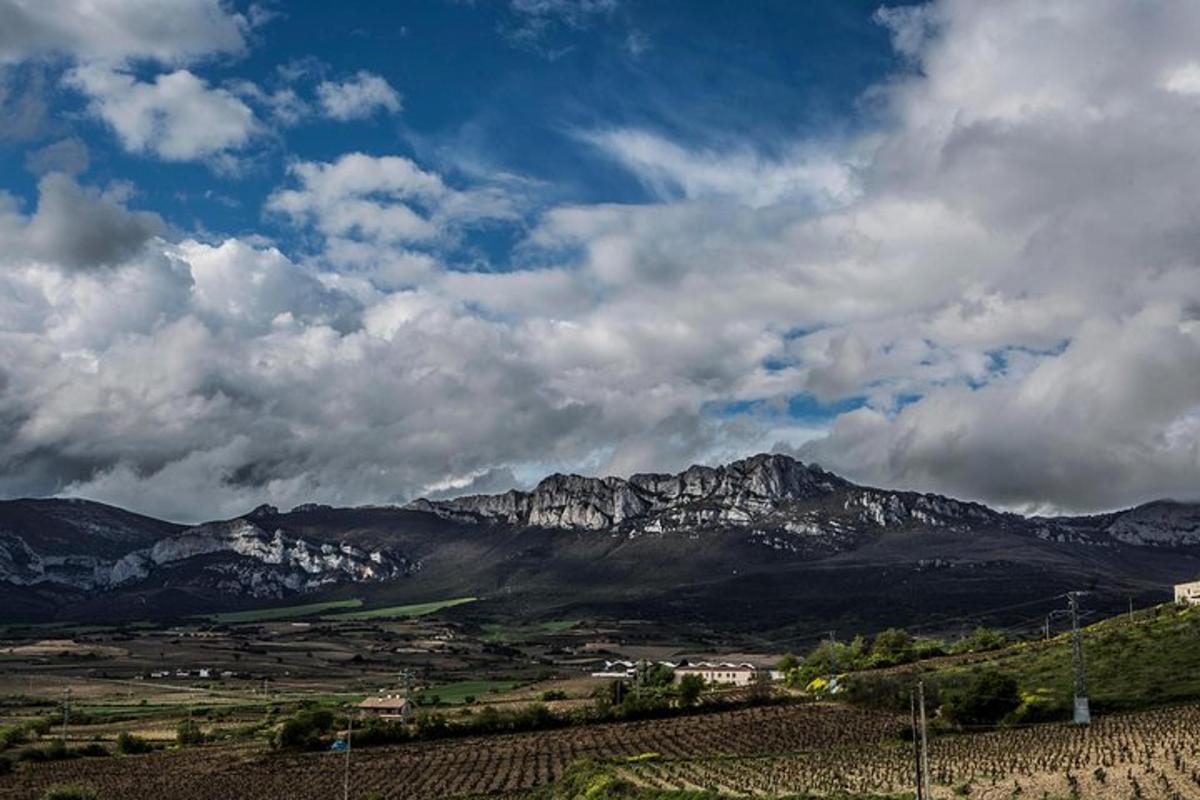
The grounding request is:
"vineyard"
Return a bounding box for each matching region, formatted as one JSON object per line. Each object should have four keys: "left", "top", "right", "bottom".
{"left": 3, "top": 702, "right": 1200, "bottom": 799}
{"left": 623, "top": 704, "right": 1200, "bottom": 800}
{"left": 0, "top": 704, "right": 898, "bottom": 799}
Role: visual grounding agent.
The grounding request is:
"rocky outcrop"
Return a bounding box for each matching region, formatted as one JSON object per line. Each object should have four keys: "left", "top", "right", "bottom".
{"left": 407, "top": 453, "right": 1012, "bottom": 539}
{"left": 0, "top": 514, "right": 412, "bottom": 594}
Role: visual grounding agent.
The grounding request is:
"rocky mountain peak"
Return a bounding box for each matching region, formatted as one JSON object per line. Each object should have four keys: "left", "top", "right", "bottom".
{"left": 408, "top": 453, "right": 852, "bottom": 532}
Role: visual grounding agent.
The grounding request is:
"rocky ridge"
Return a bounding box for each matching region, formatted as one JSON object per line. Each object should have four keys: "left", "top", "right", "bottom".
{"left": 0, "top": 507, "right": 413, "bottom": 597}
{"left": 408, "top": 453, "right": 1010, "bottom": 541}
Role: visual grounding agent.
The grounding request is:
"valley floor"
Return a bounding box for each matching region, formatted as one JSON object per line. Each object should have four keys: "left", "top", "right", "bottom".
{"left": 2, "top": 702, "right": 1200, "bottom": 799}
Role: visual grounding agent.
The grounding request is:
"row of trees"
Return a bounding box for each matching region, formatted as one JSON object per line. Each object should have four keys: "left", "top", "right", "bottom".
{"left": 776, "top": 625, "right": 1009, "bottom": 688}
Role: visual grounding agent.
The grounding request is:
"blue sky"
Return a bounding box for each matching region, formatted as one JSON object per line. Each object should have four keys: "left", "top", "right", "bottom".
{"left": 1, "top": 0, "right": 898, "bottom": 260}
{"left": 4, "top": 0, "right": 1200, "bottom": 521}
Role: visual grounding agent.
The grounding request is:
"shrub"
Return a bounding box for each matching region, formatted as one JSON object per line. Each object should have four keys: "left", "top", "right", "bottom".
{"left": 274, "top": 708, "right": 335, "bottom": 750}
{"left": 941, "top": 671, "right": 1021, "bottom": 728}
{"left": 677, "top": 674, "right": 704, "bottom": 707}
{"left": 76, "top": 743, "right": 108, "bottom": 758}
{"left": 115, "top": 733, "right": 153, "bottom": 755}
{"left": 0, "top": 725, "right": 27, "bottom": 750}
{"left": 540, "top": 689, "right": 568, "bottom": 702}
{"left": 0, "top": 754, "right": 12, "bottom": 775}
{"left": 176, "top": 719, "right": 205, "bottom": 746}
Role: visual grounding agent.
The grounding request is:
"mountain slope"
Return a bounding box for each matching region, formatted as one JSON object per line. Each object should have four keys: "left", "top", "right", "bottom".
{"left": 3, "top": 454, "right": 1200, "bottom": 631}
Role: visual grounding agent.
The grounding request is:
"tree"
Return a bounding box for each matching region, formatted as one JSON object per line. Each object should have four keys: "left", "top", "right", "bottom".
{"left": 116, "top": 732, "right": 152, "bottom": 754}
{"left": 941, "top": 670, "right": 1021, "bottom": 728}
{"left": 951, "top": 626, "right": 1008, "bottom": 654}
{"left": 776, "top": 653, "right": 800, "bottom": 672}
{"left": 176, "top": 719, "right": 205, "bottom": 746}
{"left": 677, "top": 674, "right": 705, "bottom": 707}
{"left": 870, "top": 628, "right": 914, "bottom": 665}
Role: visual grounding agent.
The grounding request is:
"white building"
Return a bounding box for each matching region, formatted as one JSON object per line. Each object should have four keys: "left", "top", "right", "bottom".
{"left": 1175, "top": 580, "right": 1200, "bottom": 605}
{"left": 673, "top": 662, "right": 758, "bottom": 687}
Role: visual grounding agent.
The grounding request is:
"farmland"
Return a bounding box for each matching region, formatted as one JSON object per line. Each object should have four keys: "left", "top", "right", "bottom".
{"left": 3, "top": 602, "right": 1200, "bottom": 798}
{"left": 3, "top": 702, "right": 1200, "bottom": 799}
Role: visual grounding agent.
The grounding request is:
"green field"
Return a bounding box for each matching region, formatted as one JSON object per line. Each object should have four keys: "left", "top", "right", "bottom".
{"left": 481, "top": 619, "right": 579, "bottom": 642}
{"left": 324, "top": 596, "right": 477, "bottom": 620}
{"left": 421, "top": 679, "right": 522, "bottom": 705}
{"left": 207, "top": 598, "right": 363, "bottom": 623}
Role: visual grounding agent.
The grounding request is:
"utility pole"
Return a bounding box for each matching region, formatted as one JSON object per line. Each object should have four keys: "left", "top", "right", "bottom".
{"left": 60, "top": 687, "right": 71, "bottom": 743}
{"left": 918, "top": 681, "right": 931, "bottom": 799}
{"left": 910, "top": 690, "right": 924, "bottom": 800}
{"left": 1128, "top": 596, "right": 1134, "bottom": 623}
{"left": 342, "top": 711, "right": 353, "bottom": 800}
{"left": 1067, "top": 592, "right": 1090, "bottom": 725}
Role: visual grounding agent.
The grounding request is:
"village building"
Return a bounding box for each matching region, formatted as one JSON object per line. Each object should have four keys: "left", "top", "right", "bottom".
{"left": 1175, "top": 579, "right": 1200, "bottom": 605}
{"left": 673, "top": 662, "right": 758, "bottom": 687}
{"left": 358, "top": 694, "right": 414, "bottom": 720}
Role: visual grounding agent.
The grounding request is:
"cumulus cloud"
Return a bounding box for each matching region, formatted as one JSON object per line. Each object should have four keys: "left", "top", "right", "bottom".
{"left": 7, "top": 0, "right": 1200, "bottom": 519}
{"left": 266, "top": 153, "right": 516, "bottom": 247}
{"left": 316, "top": 71, "right": 402, "bottom": 121}
{"left": 2, "top": 172, "right": 163, "bottom": 269}
{"left": 67, "top": 66, "right": 261, "bottom": 162}
{"left": 0, "top": 0, "right": 247, "bottom": 65}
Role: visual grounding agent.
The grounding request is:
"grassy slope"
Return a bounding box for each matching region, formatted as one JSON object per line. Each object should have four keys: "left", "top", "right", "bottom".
{"left": 207, "top": 598, "right": 363, "bottom": 623}
{"left": 323, "top": 596, "right": 477, "bottom": 620}
{"left": 907, "top": 602, "right": 1200, "bottom": 713}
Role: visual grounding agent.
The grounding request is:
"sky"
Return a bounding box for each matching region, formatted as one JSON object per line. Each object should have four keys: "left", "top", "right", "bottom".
{"left": 2, "top": 0, "right": 1200, "bottom": 523}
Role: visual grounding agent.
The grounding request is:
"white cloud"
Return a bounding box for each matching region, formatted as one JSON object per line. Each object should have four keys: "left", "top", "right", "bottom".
{"left": 266, "top": 153, "right": 516, "bottom": 247}
{"left": 316, "top": 71, "right": 402, "bottom": 121}
{"left": 67, "top": 66, "right": 260, "bottom": 162}
{"left": 584, "top": 129, "right": 859, "bottom": 209}
{"left": 8, "top": 0, "right": 1200, "bottom": 518}
{"left": 0, "top": 0, "right": 247, "bottom": 65}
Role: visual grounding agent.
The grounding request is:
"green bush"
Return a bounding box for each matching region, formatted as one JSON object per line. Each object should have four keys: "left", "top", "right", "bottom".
{"left": 116, "top": 732, "right": 153, "bottom": 755}
{"left": 76, "top": 743, "right": 108, "bottom": 758}
{"left": 941, "top": 671, "right": 1021, "bottom": 728}
{"left": 176, "top": 719, "right": 205, "bottom": 746}
{"left": 677, "top": 674, "right": 704, "bottom": 707}
{"left": 0, "top": 725, "right": 27, "bottom": 750}
{"left": 273, "top": 708, "right": 335, "bottom": 750}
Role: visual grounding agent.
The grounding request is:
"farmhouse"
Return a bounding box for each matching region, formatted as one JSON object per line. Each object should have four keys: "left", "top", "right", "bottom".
{"left": 1175, "top": 579, "right": 1200, "bottom": 605}
{"left": 674, "top": 662, "right": 758, "bottom": 687}
{"left": 590, "top": 659, "right": 681, "bottom": 679}
{"left": 358, "top": 694, "right": 414, "bottom": 720}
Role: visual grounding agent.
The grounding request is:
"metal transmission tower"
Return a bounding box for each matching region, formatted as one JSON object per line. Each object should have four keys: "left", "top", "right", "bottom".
{"left": 1067, "top": 592, "right": 1090, "bottom": 725}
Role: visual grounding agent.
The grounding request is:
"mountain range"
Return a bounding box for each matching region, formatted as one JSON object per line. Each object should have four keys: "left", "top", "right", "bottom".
{"left": 3, "top": 454, "right": 1199, "bottom": 638}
